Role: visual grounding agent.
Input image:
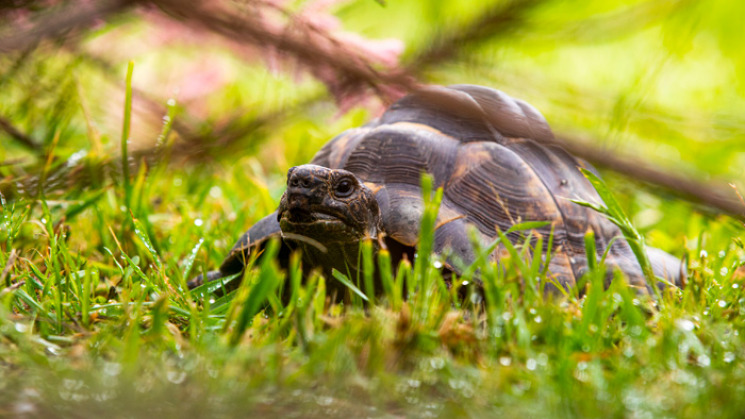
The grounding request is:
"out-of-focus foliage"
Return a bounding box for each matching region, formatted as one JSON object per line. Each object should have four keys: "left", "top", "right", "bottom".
{"left": 0, "top": 0, "right": 744, "bottom": 417}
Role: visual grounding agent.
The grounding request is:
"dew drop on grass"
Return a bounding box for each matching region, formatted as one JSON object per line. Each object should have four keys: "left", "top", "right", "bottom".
{"left": 624, "top": 347, "right": 634, "bottom": 358}
{"left": 93, "top": 390, "right": 114, "bottom": 402}
{"left": 537, "top": 353, "right": 549, "bottom": 367}
{"left": 167, "top": 98, "right": 176, "bottom": 106}
{"left": 676, "top": 319, "right": 695, "bottom": 332}
{"left": 534, "top": 315, "right": 542, "bottom": 323}
{"left": 429, "top": 358, "right": 445, "bottom": 370}
{"left": 167, "top": 370, "right": 186, "bottom": 384}
{"left": 499, "top": 356, "right": 512, "bottom": 366}
{"left": 720, "top": 267, "right": 728, "bottom": 276}
{"left": 724, "top": 352, "right": 735, "bottom": 363}
{"left": 14, "top": 323, "right": 28, "bottom": 333}
{"left": 41, "top": 218, "right": 46, "bottom": 224}
{"left": 718, "top": 300, "right": 727, "bottom": 308}
{"left": 433, "top": 260, "right": 442, "bottom": 269}
{"left": 574, "top": 362, "right": 589, "bottom": 382}
{"left": 67, "top": 150, "right": 87, "bottom": 167}
{"left": 678, "top": 342, "right": 690, "bottom": 355}
{"left": 103, "top": 362, "right": 121, "bottom": 376}
{"left": 62, "top": 379, "right": 82, "bottom": 390}
{"left": 733, "top": 283, "right": 739, "bottom": 289}
{"left": 408, "top": 379, "right": 421, "bottom": 388}
{"left": 209, "top": 186, "right": 222, "bottom": 198}
{"left": 448, "top": 379, "right": 465, "bottom": 390}
{"left": 316, "top": 396, "right": 333, "bottom": 406}
{"left": 526, "top": 358, "right": 537, "bottom": 371}
{"left": 700, "top": 250, "right": 708, "bottom": 258}
{"left": 194, "top": 219, "right": 204, "bottom": 227}
{"left": 697, "top": 354, "right": 711, "bottom": 367}
{"left": 461, "top": 384, "right": 475, "bottom": 399}
{"left": 14, "top": 401, "right": 35, "bottom": 415}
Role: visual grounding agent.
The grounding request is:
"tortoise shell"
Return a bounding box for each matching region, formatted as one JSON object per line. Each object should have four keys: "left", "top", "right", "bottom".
{"left": 193, "top": 85, "right": 683, "bottom": 293}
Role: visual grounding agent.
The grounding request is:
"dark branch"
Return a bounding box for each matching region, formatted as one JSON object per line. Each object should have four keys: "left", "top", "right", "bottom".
{"left": 150, "top": 0, "right": 417, "bottom": 102}
{"left": 550, "top": 134, "right": 745, "bottom": 220}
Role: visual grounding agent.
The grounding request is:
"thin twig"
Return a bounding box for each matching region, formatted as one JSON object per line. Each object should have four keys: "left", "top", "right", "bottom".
{"left": 0, "top": 115, "right": 41, "bottom": 151}
{"left": 406, "top": 0, "right": 541, "bottom": 72}
{"left": 0, "top": 0, "right": 135, "bottom": 54}
{"left": 1, "top": 249, "right": 18, "bottom": 287}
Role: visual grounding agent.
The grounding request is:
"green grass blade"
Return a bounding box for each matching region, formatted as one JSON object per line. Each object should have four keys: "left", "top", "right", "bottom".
{"left": 332, "top": 269, "right": 369, "bottom": 302}
{"left": 181, "top": 238, "right": 204, "bottom": 283}
{"left": 505, "top": 220, "right": 551, "bottom": 235}
{"left": 121, "top": 61, "right": 134, "bottom": 209}
{"left": 361, "top": 238, "right": 375, "bottom": 305}
{"left": 573, "top": 167, "right": 667, "bottom": 300}
{"left": 228, "top": 240, "right": 281, "bottom": 345}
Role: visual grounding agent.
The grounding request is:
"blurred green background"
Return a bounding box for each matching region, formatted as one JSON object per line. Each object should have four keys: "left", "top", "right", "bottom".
{"left": 2, "top": 0, "right": 743, "bottom": 235}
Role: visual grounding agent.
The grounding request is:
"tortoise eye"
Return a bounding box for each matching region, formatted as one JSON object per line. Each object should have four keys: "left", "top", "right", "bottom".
{"left": 334, "top": 179, "right": 354, "bottom": 197}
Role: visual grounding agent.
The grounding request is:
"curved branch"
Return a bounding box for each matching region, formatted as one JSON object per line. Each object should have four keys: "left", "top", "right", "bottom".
{"left": 550, "top": 134, "right": 745, "bottom": 221}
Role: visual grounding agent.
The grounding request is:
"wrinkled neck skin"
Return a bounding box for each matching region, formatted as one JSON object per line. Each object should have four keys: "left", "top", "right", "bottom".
{"left": 286, "top": 231, "right": 382, "bottom": 299}
{"left": 303, "top": 239, "right": 374, "bottom": 278}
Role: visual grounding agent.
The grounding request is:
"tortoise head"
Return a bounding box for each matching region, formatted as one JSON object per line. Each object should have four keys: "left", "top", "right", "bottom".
{"left": 277, "top": 165, "right": 382, "bottom": 245}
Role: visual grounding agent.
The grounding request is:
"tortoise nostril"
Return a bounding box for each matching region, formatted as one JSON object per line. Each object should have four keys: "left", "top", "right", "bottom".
{"left": 289, "top": 172, "right": 313, "bottom": 190}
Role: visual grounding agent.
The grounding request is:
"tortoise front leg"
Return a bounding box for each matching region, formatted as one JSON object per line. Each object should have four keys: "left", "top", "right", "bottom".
{"left": 188, "top": 211, "right": 285, "bottom": 293}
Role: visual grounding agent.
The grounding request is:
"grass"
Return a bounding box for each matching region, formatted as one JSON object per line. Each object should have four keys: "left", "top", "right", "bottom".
{"left": 1, "top": 130, "right": 744, "bottom": 418}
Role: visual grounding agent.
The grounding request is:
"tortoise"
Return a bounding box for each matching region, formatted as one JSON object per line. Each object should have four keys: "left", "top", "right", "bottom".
{"left": 189, "top": 84, "right": 684, "bottom": 296}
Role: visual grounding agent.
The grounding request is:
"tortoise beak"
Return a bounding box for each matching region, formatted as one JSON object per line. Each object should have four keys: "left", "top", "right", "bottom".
{"left": 284, "top": 206, "right": 315, "bottom": 223}
{"left": 279, "top": 189, "right": 341, "bottom": 224}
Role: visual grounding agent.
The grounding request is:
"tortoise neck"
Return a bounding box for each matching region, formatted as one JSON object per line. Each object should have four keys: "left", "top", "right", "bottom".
{"left": 298, "top": 238, "right": 380, "bottom": 296}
